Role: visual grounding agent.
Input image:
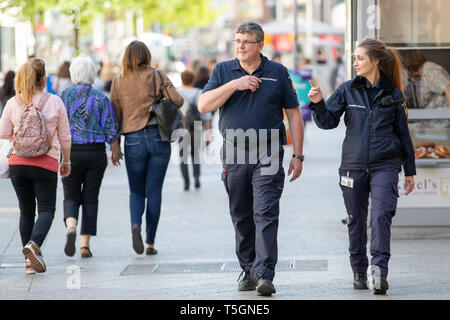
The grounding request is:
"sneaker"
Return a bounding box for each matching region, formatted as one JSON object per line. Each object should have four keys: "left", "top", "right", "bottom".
{"left": 237, "top": 267, "right": 256, "bottom": 291}
{"left": 146, "top": 247, "right": 158, "bottom": 255}
{"left": 64, "top": 228, "right": 76, "bottom": 257}
{"left": 353, "top": 272, "right": 369, "bottom": 290}
{"left": 131, "top": 224, "right": 144, "bottom": 254}
{"left": 25, "top": 259, "right": 35, "bottom": 275}
{"left": 372, "top": 275, "right": 389, "bottom": 295}
{"left": 256, "top": 278, "right": 276, "bottom": 296}
{"left": 22, "top": 241, "right": 46, "bottom": 273}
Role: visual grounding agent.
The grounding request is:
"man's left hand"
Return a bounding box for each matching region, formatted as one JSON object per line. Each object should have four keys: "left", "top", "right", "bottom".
{"left": 288, "top": 158, "right": 302, "bottom": 182}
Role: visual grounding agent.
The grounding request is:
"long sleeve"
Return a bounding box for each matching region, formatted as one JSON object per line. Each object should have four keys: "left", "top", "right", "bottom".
{"left": 394, "top": 102, "right": 416, "bottom": 176}
{"left": 101, "top": 98, "right": 120, "bottom": 144}
{"left": 0, "top": 101, "right": 13, "bottom": 140}
{"left": 56, "top": 100, "right": 72, "bottom": 150}
{"left": 110, "top": 78, "right": 123, "bottom": 127}
{"left": 309, "top": 84, "right": 347, "bottom": 129}
{"left": 159, "top": 71, "right": 184, "bottom": 107}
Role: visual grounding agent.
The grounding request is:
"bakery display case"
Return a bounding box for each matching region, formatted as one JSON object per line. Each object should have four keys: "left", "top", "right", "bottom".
{"left": 349, "top": 0, "right": 450, "bottom": 226}
{"left": 395, "top": 109, "right": 450, "bottom": 226}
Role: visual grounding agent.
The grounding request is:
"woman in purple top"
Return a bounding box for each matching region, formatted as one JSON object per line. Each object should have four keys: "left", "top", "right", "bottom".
{"left": 60, "top": 54, "right": 122, "bottom": 258}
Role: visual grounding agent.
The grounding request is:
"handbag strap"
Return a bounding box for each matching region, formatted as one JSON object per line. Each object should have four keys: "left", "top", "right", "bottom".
{"left": 156, "top": 70, "right": 173, "bottom": 102}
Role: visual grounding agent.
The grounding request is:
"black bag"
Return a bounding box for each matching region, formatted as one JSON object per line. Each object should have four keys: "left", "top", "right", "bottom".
{"left": 152, "top": 70, "right": 186, "bottom": 142}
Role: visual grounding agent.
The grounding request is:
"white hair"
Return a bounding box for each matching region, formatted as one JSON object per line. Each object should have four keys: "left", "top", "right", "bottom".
{"left": 69, "top": 54, "right": 97, "bottom": 85}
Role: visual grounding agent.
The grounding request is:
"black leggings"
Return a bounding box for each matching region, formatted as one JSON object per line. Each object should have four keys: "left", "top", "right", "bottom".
{"left": 9, "top": 165, "right": 57, "bottom": 248}
{"left": 62, "top": 143, "right": 107, "bottom": 236}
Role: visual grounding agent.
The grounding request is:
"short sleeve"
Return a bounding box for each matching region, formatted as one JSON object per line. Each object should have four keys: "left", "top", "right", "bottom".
{"left": 280, "top": 67, "right": 300, "bottom": 109}
{"left": 202, "top": 65, "right": 220, "bottom": 93}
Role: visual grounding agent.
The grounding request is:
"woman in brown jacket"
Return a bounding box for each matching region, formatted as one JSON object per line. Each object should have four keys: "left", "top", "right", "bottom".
{"left": 110, "top": 41, "right": 183, "bottom": 255}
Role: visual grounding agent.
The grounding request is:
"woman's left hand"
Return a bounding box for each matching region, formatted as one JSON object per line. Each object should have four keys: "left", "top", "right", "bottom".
{"left": 404, "top": 176, "right": 415, "bottom": 195}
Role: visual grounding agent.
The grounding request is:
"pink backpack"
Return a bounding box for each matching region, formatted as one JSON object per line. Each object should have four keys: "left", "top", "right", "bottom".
{"left": 13, "top": 93, "right": 52, "bottom": 158}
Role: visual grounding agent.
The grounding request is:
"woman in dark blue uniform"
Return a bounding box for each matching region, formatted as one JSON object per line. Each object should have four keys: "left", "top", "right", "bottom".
{"left": 308, "top": 39, "right": 416, "bottom": 295}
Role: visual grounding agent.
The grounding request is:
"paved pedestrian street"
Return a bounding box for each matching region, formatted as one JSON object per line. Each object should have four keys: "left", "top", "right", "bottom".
{"left": 1, "top": 122, "right": 450, "bottom": 300}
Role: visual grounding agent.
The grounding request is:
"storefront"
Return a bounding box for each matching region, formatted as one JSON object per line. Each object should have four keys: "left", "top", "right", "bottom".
{"left": 348, "top": 0, "right": 450, "bottom": 226}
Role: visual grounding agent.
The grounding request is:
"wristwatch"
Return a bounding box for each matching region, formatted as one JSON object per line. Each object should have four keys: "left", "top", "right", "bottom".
{"left": 292, "top": 154, "right": 304, "bottom": 162}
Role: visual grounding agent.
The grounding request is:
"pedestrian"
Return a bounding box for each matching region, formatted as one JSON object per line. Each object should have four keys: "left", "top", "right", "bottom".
{"left": 308, "top": 38, "right": 416, "bottom": 294}
{"left": 0, "top": 58, "right": 72, "bottom": 274}
{"left": 60, "top": 54, "right": 122, "bottom": 258}
{"left": 0, "top": 71, "right": 15, "bottom": 117}
{"left": 400, "top": 49, "right": 450, "bottom": 110}
{"left": 52, "top": 61, "right": 72, "bottom": 96}
{"left": 194, "top": 66, "right": 210, "bottom": 90}
{"left": 198, "top": 22, "right": 304, "bottom": 296}
{"left": 178, "top": 70, "right": 212, "bottom": 190}
{"left": 110, "top": 40, "right": 183, "bottom": 255}
{"left": 272, "top": 51, "right": 281, "bottom": 63}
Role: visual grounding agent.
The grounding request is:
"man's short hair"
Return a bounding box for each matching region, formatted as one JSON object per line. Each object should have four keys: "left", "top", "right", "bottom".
{"left": 235, "top": 22, "right": 264, "bottom": 43}
{"left": 181, "top": 70, "right": 195, "bottom": 86}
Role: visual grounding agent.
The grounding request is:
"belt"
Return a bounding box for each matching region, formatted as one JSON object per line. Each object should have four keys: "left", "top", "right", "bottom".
{"left": 223, "top": 138, "right": 280, "bottom": 149}
{"left": 144, "top": 124, "right": 159, "bottom": 129}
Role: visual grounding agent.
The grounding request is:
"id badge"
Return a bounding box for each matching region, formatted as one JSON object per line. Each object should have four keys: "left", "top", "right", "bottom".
{"left": 340, "top": 171, "right": 354, "bottom": 188}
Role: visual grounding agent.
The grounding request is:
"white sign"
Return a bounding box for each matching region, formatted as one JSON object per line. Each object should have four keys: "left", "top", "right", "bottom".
{"left": 397, "top": 167, "right": 450, "bottom": 208}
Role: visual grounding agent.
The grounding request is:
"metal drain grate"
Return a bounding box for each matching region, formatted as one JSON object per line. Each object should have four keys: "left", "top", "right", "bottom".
{"left": 120, "top": 259, "right": 327, "bottom": 276}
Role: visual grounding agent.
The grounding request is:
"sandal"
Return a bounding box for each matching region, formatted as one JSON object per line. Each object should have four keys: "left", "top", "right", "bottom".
{"left": 80, "top": 247, "right": 93, "bottom": 258}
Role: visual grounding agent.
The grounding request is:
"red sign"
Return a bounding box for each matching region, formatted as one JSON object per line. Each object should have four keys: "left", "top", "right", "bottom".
{"left": 272, "top": 34, "right": 294, "bottom": 53}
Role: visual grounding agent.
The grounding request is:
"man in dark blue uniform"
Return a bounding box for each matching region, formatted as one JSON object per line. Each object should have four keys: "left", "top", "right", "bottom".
{"left": 198, "top": 22, "right": 304, "bottom": 296}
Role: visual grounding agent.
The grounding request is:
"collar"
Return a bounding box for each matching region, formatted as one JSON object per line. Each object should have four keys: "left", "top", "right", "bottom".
{"left": 351, "top": 71, "right": 395, "bottom": 90}
{"left": 231, "top": 54, "right": 269, "bottom": 75}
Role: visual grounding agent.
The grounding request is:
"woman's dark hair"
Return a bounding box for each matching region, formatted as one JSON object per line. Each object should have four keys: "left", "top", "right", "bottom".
{"left": 399, "top": 50, "right": 427, "bottom": 76}
{"left": 57, "top": 61, "right": 71, "bottom": 79}
{"left": 2, "top": 70, "right": 15, "bottom": 97}
{"left": 357, "top": 38, "right": 403, "bottom": 91}
{"left": 194, "top": 66, "right": 210, "bottom": 89}
{"left": 121, "top": 40, "right": 151, "bottom": 77}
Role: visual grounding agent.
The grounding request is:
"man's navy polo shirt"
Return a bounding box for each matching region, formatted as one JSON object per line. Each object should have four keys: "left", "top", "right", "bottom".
{"left": 202, "top": 54, "right": 299, "bottom": 137}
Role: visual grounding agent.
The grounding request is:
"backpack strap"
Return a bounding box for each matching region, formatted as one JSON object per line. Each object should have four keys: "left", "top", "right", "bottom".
{"left": 36, "top": 93, "right": 51, "bottom": 111}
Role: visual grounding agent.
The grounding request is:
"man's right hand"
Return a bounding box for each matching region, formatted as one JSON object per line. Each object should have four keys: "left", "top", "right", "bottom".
{"left": 232, "top": 75, "right": 262, "bottom": 92}
{"left": 308, "top": 80, "right": 323, "bottom": 103}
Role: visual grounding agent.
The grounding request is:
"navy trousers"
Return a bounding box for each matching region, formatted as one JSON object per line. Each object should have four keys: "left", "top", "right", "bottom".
{"left": 339, "top": 169, "right": 399, "bottom": 277}
{"left": 221, "top": 142, "right": 285, "bottom": 282}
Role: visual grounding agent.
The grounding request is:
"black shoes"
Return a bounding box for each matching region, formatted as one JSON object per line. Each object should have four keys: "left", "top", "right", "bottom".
{"left": 256, "top": 278, "right": 276, "bottom": 296}
{"left": 146, "top": 247, "right": 158, "bottom": 255}
{"left": 194, "top": 178, "right": 200, "bottom": 189}
{"left": 237, "top": 267, "right": 256, "bottom": 291}
{"left": 372, "top": 275, "right": 389, "bottom": 295}
{"left": 353, "top": 272, "right": 369, "bottom": 290}
{"left": 64, "top": 228, "right": 76, "bottom": 257}
{"left": 131, "top": 224, "right": 144, "bottom": 254}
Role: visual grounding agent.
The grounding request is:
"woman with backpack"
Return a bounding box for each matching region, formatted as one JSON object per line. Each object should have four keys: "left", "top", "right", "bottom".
{"left": 110, "top": 41, "right": 183, "bottom": 255}
{"left": 0, "top": 58, "right": 72, "bottom": 274}
{"left": 60, "top": 54, "right": 121, "bottom": 259}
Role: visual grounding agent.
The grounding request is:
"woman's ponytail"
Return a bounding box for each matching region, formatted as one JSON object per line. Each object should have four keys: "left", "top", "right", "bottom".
{"left": 380, "top": 48, "right": 403, "bottom": 92}
{"left": 358, "top": 39, "right": 403, "bottom": 92}
{"left": 14, "top": 58, "right": 46, "bottom": 106}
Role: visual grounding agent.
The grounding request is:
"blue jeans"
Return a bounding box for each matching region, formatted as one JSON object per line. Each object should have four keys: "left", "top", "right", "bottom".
{"left": 124, "top": 127, "right": 171, "bottom": 245}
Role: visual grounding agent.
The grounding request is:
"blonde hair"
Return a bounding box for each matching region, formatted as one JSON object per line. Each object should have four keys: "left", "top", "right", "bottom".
{"left": 15, "top": 58, "right": 46, "bottom": 106}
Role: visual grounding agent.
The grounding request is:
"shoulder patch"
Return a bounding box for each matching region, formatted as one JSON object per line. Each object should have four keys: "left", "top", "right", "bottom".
{"left": 403, "top": 102, "right": 408, "bottom": 118}
{"left": 288, "top": 75, "right": 297, "bottom": 96}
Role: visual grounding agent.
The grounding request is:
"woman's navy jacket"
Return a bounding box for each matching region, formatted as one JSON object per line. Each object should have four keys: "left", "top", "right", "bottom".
{"left": 309, "top": 73, "right": 416, "bottom": 177}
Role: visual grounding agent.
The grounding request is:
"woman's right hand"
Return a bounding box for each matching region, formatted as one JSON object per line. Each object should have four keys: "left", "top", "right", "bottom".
{"left": 308, "top": 80, "right": 323, "bottom": 104}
